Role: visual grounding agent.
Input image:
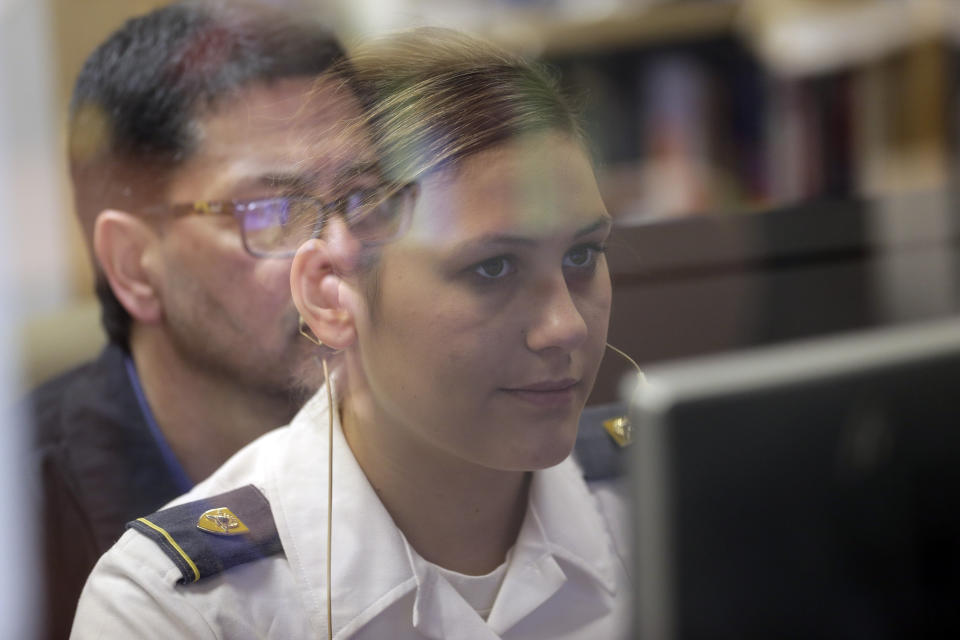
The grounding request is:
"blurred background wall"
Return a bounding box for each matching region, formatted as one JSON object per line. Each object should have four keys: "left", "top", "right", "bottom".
{"left": 14, "top": 0, "right": 170, "bottom": 388}
{"left": 1, "top": 0, "right": 71, "bottom": 633}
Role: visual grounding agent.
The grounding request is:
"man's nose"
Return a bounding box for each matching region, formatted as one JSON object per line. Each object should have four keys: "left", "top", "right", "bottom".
{"left": 524, "top": 275, "right": 589, "bottom": 354}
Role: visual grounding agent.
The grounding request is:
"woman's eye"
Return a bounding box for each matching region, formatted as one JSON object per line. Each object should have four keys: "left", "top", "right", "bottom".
{"left": 563, "top": 244, "right": 603, "bottom": 269}
{"left": 473, "top": 256, "right": 514, "bottom": 279}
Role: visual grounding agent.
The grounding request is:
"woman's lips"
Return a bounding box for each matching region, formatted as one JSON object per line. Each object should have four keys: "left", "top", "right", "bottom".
{"left": 501, "top": 379, "right": 579, "bottom": 408}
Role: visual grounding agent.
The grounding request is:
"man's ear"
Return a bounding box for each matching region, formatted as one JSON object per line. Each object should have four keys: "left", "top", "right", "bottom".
{"left": 291, "top": 234, "right": 363, "bottom": 351}
{"left": 93, "top": 210, "right": 162, "bottom": 324}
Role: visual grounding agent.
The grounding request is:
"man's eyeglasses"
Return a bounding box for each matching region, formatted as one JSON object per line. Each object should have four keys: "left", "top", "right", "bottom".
{"left": 140, "top": 183, "right": 416, "bottom": 258}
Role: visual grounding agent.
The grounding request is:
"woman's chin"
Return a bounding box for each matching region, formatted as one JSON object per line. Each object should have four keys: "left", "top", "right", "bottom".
{"left": 496, "top": 421, "right": 580, "bottom": 472}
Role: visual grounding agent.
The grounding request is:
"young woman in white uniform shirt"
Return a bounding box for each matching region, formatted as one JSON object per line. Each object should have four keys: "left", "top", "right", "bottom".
{"left": 72, "top": 28, "right": 630, "bottom": 639}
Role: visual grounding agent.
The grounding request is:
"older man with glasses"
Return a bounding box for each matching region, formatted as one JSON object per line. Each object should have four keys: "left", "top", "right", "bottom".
{"left": 25, "top": 2, "right": 380, "bottom": 637}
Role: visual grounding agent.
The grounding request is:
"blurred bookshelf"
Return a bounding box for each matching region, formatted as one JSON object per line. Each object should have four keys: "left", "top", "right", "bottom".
{"left": 486, "top": 1, "right": 738, "bottom": 56}
{"left": 27, "top": 0, "right": 960, "bottom": 383}
{"left": 474, "top": 0, "right": 960, "bottom": 223}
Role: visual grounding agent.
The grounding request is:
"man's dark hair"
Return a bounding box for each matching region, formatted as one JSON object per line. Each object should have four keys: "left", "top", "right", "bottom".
{"left": 69, "top": 0, "right": 347, "bottom": 348}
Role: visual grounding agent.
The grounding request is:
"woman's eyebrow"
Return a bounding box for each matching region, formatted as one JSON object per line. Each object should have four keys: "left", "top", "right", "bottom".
{"left": 451, "top": 215, "right": 612, "bottom": 252}
{"left": 574, "top": 216, "right": 612, "bottom": 238}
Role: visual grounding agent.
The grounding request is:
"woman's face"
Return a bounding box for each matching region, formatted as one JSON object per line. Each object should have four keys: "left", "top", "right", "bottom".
{"left": 347, "top": 132, "right": 612, "bottom": 472}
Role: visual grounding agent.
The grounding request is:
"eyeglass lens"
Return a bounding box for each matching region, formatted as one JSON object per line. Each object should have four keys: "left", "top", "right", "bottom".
{"left": 338, "top": 187, "right": 411, "bottom": 245}
{"left": 240, "top": 187, "right": 413, "bottom": 257}
{"left": 241, "top": 199, "right": 323, "bottom": 256}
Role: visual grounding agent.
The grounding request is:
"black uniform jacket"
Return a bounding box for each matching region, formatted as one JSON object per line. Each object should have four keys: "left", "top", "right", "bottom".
{"left": 28, "top": 343, "right": 188, "bottom": 639}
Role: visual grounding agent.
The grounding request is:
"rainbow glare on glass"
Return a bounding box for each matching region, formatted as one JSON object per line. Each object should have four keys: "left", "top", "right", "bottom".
{"left": 142, "top": 185, "right": 414, "bottom": 258}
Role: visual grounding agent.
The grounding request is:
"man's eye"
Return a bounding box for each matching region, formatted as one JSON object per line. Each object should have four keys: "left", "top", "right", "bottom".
{"left": 341, "top": 189, "right": 372, "bottom": 215}
{"left": 473, "top": 256, "right": 514, "bottom": 279}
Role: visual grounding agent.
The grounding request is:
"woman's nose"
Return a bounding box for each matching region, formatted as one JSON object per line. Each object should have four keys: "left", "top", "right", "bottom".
{"left": 524, "top": 276, "right": 589, "bottom": 354}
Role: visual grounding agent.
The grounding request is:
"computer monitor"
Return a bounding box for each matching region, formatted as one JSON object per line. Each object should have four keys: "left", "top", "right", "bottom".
{"left": 629, "top": 317, "right": 960, "bottom": 639}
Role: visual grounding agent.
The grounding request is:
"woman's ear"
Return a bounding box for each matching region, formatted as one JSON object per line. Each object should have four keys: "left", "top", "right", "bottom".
{"left": 93, "top": 210, "right": 162, "bottom": 324}
{"left": 291, "top": 227, "right": 363, "bottom": 351}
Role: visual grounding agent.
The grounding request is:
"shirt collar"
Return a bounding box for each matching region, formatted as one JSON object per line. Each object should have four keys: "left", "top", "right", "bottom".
{"left": 123, "top": 353, "right": 193, "bottom": 493}
{"left": 268, "top": 385, "right": 416, "bottom": 638}
{"left": 268, "top": 386, "right": 619, "bottom": 639}
{"left": 525, "top": 459, "right": 619, "bottom": 594}
{"left": 482, "top": 460, "right": 619, "bottom": 635}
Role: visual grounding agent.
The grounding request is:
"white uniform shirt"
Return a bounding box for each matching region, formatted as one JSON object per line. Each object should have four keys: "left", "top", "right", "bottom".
{"left": 71, "top": 387, "right": 631, "bottom": 639}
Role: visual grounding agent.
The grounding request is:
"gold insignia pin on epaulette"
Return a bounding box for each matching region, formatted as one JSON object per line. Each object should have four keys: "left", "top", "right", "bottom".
{"left": 197, "top": 507, "right": 250, "bottom": 536}
{"left": 603, "top": 415, "right": 632, "bottom": 448}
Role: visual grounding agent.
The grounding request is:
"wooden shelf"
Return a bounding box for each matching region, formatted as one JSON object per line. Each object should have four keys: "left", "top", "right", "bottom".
{"left": 485, "top": 1, "right": 740, "bottom": 57}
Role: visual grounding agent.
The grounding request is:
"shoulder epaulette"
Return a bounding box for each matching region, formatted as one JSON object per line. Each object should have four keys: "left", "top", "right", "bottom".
{"left": 575, "top": 403, "right": 629, "bottom": 481}
{"left": 127, "top": 484, "right": 283, "bottom": 584}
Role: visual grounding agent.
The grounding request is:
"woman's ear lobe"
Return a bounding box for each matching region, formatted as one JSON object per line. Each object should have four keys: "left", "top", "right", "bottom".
{"left": 93, "top": 210, "right": 162, "bottom": 324}
{"left": 291, "top": 239, "right": 359, "bottom": 351}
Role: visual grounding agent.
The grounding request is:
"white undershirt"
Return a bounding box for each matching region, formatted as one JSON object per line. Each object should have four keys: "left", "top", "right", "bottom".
{"left": 429, "top": 550, "right": 513, "bottom": 620}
